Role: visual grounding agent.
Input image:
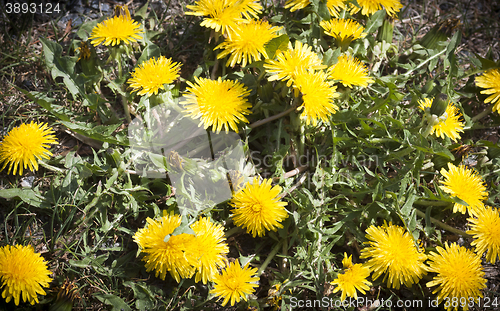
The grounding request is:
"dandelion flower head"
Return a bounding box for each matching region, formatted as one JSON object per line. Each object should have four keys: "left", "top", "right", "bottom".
{"left": 426, "top": 243, "right": 487, "bottom": 311}
{"left": 285, "top": 0, "right": 311, "bottom": 12}
{"left": 89, "top": 15, "right": 143, "bottom": 46}
{"left": 439, "top": 162, "right": 488, "bottom": 216}
{"left": 331, "top": 253, "right": 372, "bottom": 301}
{"left": 191, "top": 217, "right": 229, "bottom": 284}
{"left": 293, "top": 70, "right": 339, "bottom": 126}
{"left": 327, "top": 0, "right": 347, "bottom": 17}
{"left": 186, "top": 0, "right": 262, "bottom": 37}
{"left": 357, "top": 0, "right": 403, "bottom": 17}
{"left": 475, "top": 69, "right": 500, "bottom": 114}
{"left": 360, "top": 223, "right": 427, "bottom": 289}
{"left": 211, "top": 260, "right": 259, "bottom": 306}
{"left": 320, "top": 18, "right": 366, "bottom": 48}
{"left": 264, "top": 40, "right": 326, "bottom": 87}
{"left": 183, "top": 77, "right": 251, "bottom": 133}
{"left": 418, "top": 98, "right": 465, "bottom": 142}
{"left": 133, "top": 212, "right": 197, "bottom": 282}
{"left": 0, "top": 122, "right": 58, "bottom": 175}
{"left": 215, "top": 20, "right": 282, "bottom": 67}
{"left": 467, "top": 206, "right": 500, "bottom": 264}
{"left": 127, "top": 56, "right": 181, "bottom": 96}
{"left": 328, "top": 54, "right": 374, "bottom": 88}
{"left": 231, "top": 177, "right": 288, "bottom": 237}
{"left": 0, "top": 244, "right": 52, "bottom": 306}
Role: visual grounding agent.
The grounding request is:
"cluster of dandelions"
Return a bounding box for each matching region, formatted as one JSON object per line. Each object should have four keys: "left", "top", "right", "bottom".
{"left": 184, "top": 0, "right": 375, "bottom": 129}
{"left": 132, "top": 178, "right": 288, "bottom": 306}
{"left": 285, "top": 0, "right": 402, "bottom": 17}
{"left": 87, "top": 0, "right": 380, "bottom": 133}
{"left": 331, "top": 223, "right": 494, "bottom": 311}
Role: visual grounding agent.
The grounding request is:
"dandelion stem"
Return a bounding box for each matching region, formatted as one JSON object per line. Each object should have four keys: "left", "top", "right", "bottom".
{"left": 415, "top": 209, "right": 471, "bottom": 237}
{"left": 471, "top": 105, "right": 493, "bottom": 122}
{"left": 248, "top": 104, "right": 298, "bottom": 129}
{"left": 257, "top": 241, "right": 282, "bottom": 276}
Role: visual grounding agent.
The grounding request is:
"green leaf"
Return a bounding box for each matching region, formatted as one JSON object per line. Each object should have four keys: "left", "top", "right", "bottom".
{"left": 364, "top": 10, "right": 386, "bottom": 34}
{"left": 93, "top": 293, "right": 132, "bottom": 311}
{"left": 137, "top": 43, "right": 161, "bottom": 65}
{"left": 322, "top": 48, "right": 341, "bottom": 67}
{"left": 135, "top": 1, "right": 149, "bottom": 19}
{"left": 40, "top": 37, "right": 81, "bottom": 100}
{"left": 16, "top": 89, "right": 71, "bottom": 121}
{"left": 450, "top": 196, "right": 469, "bottom": 207}
{"left": 264, "top": 34, "right": 289, "bottom": 59}
{"left": 60, "top": 121, "right": 127, "bottom": 145}
{"left": 401, "top": 193, "right": 417, "bottom": 216}
{"left": 0, "top": 188, "right": 44, "bottom": 207}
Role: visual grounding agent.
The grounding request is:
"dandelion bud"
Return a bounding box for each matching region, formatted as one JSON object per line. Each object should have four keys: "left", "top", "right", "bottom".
{"left": 430, "top": 94, "right": 448, "bottom": 117}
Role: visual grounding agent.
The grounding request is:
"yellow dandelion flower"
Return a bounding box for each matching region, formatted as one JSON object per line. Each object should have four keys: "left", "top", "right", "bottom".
{"left": 467, "top": 206, "right": 500, "bottom": 264}
{"left": 418, "top": 98, "right": 465, "bottom": 142}
{"left": 89, "top": 15, "right": 143, "bottom": 46}
{"left": 357, "top": 0, "right": 403, "bottom": 17}
{"left": 327, "top": 0, "right": 347, "bottom": 17}
{"left": 475, "top": 69, "right": 500, "bottom": 113}
{"left": 293, "top": 70, "right": 339, "bottom": 126}
{"left": 285, "top": 0, "right": 310, "bottom": 12}
{"left": 183, "top": 77, "right": 251, "bottom": 133}
{"left": 133, "top": 213, "right": 197, "bottom": 282}
{"left": 191, "top": 217, "right": 229, "bottom": 284}
{"left": 0, "top": 245, "right": 52, "bottom": 306}
{"left": 211, "top": 260, "right": 259, "bottom": 307}
{"left": 320, "top": 18, "right": 366, "bottom": 50}
{"left": 439, "top": 163, "right": 488, "bottom": 216}
{"left": 331, "top": 253, "right": 372, "bottom": 301}
{"left": 328, "top": 54, "right": 374, "bottom": 88}
{"left": 426, "top": 243, "right": 487, "bottom": 311}
{"left": 230, "top": 177, "right": 288, "bottom": 237}
{"left": 77, "top": 41, "right": 91, "bottom": 61}
{"left": 0, "top": 122, "right": 58, "bottom": 175}
{"left": 264, "top": 40, "right": 326, "bottom": 87}
{"left": 360, "top": 224, "right": 427, "bottom": 289}
{"left": 215, "top": 20, "right": 282, "bottom": 67}
{"left": 186, "top": 0, "right": 262, "bottom": 37}
{"left": 127, "top": 56, "right": 181, "bottom": 96}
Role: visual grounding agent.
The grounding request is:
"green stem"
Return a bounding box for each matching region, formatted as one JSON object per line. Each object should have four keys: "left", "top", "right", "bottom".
{"left": 415, "top": 209, "right": 471, "bottom": 237}
{"left": 121, "top": 94, "right": 131, "bottom": 123}
{"left": 256, "top": 241, "right": 282, "bottom": 277}
{"left": 471, "top": 105, "right": 493, "bottom": 122}
{"left": 248, "top": 104, "right": 298, "bottom": 129}
{"left": 422, "top": 114, "right": 439, "bottom": 137}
